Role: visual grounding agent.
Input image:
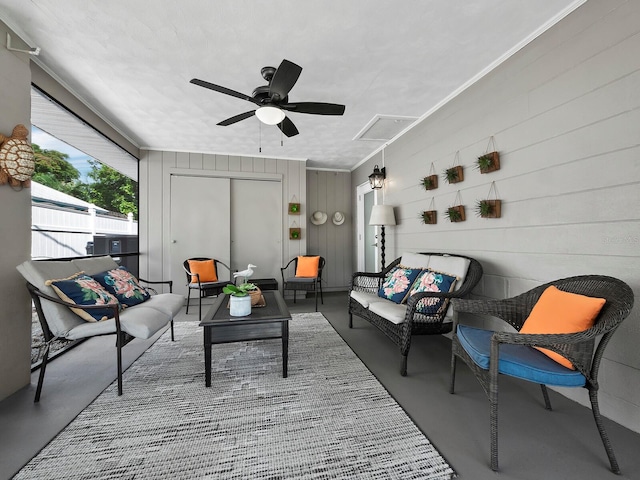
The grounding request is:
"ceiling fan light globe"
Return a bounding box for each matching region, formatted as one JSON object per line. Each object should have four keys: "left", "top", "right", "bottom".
{"left": 255, "top": 106, "right": 286, "bottom": 125}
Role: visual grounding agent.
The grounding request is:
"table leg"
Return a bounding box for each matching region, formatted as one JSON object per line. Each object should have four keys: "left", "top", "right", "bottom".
{"left": 282, "top": 320, "right": 289, "bottom": 378}
{"left": 204, "top": 326, "right": 212, "bottom": 387}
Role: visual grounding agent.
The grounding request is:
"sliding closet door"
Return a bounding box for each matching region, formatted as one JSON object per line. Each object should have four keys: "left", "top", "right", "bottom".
{"left": 230, "top": 179, "right": 282, "bottom": 283}
{"left": 170, "top": 175, "right": 231, "bottom": 297}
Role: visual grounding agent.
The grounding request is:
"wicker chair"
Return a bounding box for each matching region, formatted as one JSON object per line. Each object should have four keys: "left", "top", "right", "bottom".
{"left": 449, "top": 275, "right": 634, "bottom": 474}
{"left": 183, "top": 258, "right": 233, "bottom": 320}
{"left": 280, "top": 255, "right": 325, "bottom": 312}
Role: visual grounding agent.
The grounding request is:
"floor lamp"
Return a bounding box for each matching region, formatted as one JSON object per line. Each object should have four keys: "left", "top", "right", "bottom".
{"left": 369, "top": 205, "right": 396, "bottom": 270}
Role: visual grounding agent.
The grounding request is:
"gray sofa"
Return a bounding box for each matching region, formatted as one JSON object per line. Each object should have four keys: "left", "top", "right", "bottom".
{"left": 349, "top": 252, "right": 483, "bottom": 375}
{"left": 17, "top": 255, "right": 184, "bottom": 401}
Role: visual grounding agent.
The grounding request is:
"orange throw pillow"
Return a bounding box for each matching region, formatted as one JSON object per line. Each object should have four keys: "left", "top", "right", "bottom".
{"left": 520, "top": 285, "right": 606, "bottom": 369}
{"left": 188, "top": 260, "right": 217, "bottom": 283}
{"left": 295, "top": 256, "right": 320, "bottom": 278}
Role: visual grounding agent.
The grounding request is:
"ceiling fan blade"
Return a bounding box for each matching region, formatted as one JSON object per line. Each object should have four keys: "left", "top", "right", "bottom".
{"left": 278, "top": 116, "right": 299, "bottom": 137}
{"left": 190, "top": 79, "right": 260, "bottom": 105}
{"left": 217, "top": 110, "right": 256, "bottom": 126}
{"left": 280, "top": 102, "right": 346, "bottom": 115}
{"left": 269, "top": 60, "right": 302, "bottom": 101}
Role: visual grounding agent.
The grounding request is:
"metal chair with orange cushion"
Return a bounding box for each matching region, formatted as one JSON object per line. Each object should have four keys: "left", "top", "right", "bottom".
{"left": 280, "top": 255, "right": 325, "bottom": 311}
{"left": 183, "top": 257, "right": 233, "bottom": 320}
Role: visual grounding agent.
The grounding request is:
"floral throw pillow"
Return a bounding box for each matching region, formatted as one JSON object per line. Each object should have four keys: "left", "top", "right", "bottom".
{"left": 377, "top": 266, "right": 422, "bottom": 304}
{"left": 407, "top": 269, "right": 458, "bottom": 315}
{"left": 92, "top": 266, "right": 151, "bottom": 307}
{"left": 46, "top": 272, "right": 120, "bottom": 322}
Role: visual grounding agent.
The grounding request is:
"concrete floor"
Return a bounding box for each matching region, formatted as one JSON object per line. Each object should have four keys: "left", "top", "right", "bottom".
{"left": 2, "top": 291, "right": 640, "bottom": 479}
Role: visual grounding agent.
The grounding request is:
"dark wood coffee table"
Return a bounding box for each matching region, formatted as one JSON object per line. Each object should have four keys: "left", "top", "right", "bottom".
{"left": 199, "top": 290, "right": 291, "bottom": 387}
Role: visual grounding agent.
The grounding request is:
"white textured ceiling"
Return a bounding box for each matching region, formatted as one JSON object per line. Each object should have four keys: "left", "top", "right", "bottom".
{"left": 0, "top": 1, "right": 582, "bottom": 169}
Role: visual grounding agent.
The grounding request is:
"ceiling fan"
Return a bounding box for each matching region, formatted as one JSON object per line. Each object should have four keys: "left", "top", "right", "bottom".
{"left": 190, "top": 59, "right": 345, "bottom": 137}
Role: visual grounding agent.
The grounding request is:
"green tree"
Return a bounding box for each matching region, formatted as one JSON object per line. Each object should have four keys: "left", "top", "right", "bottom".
{"left": 32, "top": 144, "right": 88, "bottom": 199}
{"left": 87, "top": 159, "right": 138, "bottom": 219}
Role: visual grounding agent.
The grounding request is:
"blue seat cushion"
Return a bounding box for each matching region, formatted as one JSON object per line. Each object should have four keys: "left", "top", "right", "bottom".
{"left": 457, "top": 325, "right": 586, "bottom": 387}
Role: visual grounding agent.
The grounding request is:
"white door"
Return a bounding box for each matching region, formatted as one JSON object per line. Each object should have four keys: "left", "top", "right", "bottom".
{"left": 170, "top": 175, "right": 231, "bottom": 297}
{"left": 230, "top": 179, "right": 281, "bottom": 282}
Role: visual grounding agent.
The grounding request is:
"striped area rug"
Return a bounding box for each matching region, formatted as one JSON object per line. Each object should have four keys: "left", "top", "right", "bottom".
{"left": 15, "top": 313, "right": 455, "bottom": 479}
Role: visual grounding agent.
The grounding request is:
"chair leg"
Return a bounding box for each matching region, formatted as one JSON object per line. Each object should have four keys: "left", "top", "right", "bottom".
{"left": 400, "top": 354, "right": 407, "bottom": 376}
{"left": 449, "top": 352, "right": 457, "bottom": 394}
{"left": 170, "top": 319, "right": 175, "bottom": 341}
{"left": 186, "top": 289, "right": 191, "bottom": 314}
{"left": 540, "top": 384, "right": 552, "bottom": 410}
{"left": 589, "top": 389, "right": 621, "bottom": 474}
{"left": 199, "top": 291, "right": 202, "bottom": 322}
{"left": 349, "top": 313, "right": 353, "bottom": 328}
{"left": 116, "top": 333, "right": 123, "bottom": 396}
{"left": 293, "top": 290, "right": 297, "bottom": 304}
{"left": 34, "top": 342, "right": 51, "bottom": 403}
{"left": 319, "top": 281, "right": 324, "bottom": 304}
{"left": 314, "top": 288, "right": 318, "bottom": 312}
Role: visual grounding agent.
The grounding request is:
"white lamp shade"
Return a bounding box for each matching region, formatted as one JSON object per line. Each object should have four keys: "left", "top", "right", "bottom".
{"left": 255, "top": 106, "right": 286, "bottom": 125}
{"left": 369, "top": 204, "right": 396, "bottom": 226}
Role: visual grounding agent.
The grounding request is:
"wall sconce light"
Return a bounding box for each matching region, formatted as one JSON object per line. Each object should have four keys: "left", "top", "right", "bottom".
{"left": 368, "top": 164, "right": 386, "bottom": 189}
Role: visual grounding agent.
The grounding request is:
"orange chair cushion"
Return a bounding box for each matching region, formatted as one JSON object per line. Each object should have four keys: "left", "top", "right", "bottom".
{"left": 295, "top": 256, "right": 320, "bottom": 278}
{"left": 520, "top": 285, "right": 606, "bottom": 369}
{"left": 188, "top": 260, "right": 217, "bottom": 283}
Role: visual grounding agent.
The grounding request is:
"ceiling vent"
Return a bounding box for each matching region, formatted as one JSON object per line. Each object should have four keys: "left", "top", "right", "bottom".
{"left": 353, "top": 115, "right": 417, "bottom": 142}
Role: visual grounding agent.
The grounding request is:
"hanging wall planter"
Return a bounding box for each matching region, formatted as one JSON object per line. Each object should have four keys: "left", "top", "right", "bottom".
{"left": 444, "top": 151, "right": 464, "bottom": 184}
{"left": 445, "top": 191, "right": 466, "bottom": 223}
{"left": 289, "top": 220, "right": 301, "bottom": 239}
{"left": 421, "top": 210, "right": 437, "bottom": 224}
{"left": 421, "top": 163, "right": 438, "bottom": 191}
{"left": 288, "top": 196, "right": 301, "bottom": 214}
{"left": 421, "top": 197, "right": 437, "bottom": 224}
{"left": 476, "top": 136, "right": 500, "bottom": 174}
{"left": 475, "top": 182, "right": 502, "bottom": 218}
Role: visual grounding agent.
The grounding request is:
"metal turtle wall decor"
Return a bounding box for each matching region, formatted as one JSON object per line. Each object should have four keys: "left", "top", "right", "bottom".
{"left": 0, "top": 124, "right": 35, "bottom": 188}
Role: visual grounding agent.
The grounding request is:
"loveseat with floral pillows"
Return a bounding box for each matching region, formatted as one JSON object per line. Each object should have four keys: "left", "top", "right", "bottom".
{"left": 348, "top": 252, "right": 483, "bottom": 375}
{"left": 17, "top": 255, "right": 183, "bottom": 400}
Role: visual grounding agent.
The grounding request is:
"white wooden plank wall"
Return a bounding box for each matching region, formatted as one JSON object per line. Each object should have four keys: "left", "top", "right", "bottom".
{"left": 139, "top": 150, "right": 306, "bottom": 292}
{"left": 353, "top": 0, "right": 640, "bottom": 432}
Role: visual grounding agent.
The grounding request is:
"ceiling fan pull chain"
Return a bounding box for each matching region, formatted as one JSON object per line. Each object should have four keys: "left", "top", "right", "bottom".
{"left": 259, "top": 121, "right": 262, "bottom": 153}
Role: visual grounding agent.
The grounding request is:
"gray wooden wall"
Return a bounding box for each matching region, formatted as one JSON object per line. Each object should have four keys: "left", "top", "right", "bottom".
{"left": 353, "top": 0, "right": 640, "bottom": 433}
{"left": 306, "top": 169, "right": 353, "bottom": 291}
{"left": 0, "top": 21, "right": 33, "bottom": 401}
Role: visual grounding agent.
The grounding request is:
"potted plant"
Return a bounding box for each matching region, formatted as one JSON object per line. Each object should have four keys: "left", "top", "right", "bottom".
{"left": 445, "top": 205, "right": 466, "bottom": 223}
{"left": 223, "top": 282, "right": 258, "bottom": 316}
{"left": 420, "top": 210, "right": 437, "bottom": 224}
{"left": 444, "top": 165, "right": 464, "bottom": 184}
{"left": 475, "top": 199, "right": 502, "bottom": 218}
{"left": 476, "top": 151, "right": 500, "bottom": 173}
{"left": 420, "top": 174, "right": 438, "bottom": 191}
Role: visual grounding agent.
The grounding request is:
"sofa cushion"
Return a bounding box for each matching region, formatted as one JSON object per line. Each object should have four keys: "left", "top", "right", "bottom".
{"left": 350, "top": 290, "right": 380, "bottom": 309}
{"left": 188, "top": 259, "right": 217, "bottom": 283}
{"left": 143, "top": 293, "right": 185, "bottom": 318}
{"left": 456, "top": 325, "right": 586, "bottom": 387}
{"left": 427, "top": 255, "right": 471, "bottom": 292}
{"left": 17, "top": 260, "right": 85, "bottom": 337}
{"left": 368, "top": 300, "right": 407, "bottom": 325}
{"left": 71, "top": 256, "right": 120, "bottom": 276}
{"left": 378, "top": 266, "right": 422, "bottom": 304}
{"left": 520, "top": 286, "right": 606, "bottom": 369}
{"left": 407, "top": 269, "right": 457, "bottom": 315}
{"left": 66, "top": 305, "right": 171, "bottom": 340}
{"left": 92, "top": 266, "right": 151, "bottom": 307}
{"left": 399, "top": 252, "right": 431, "bottom": 269}
{"left": 47, "top": 272, "right": 120, "bottom": 322}
{"left": 295, "top": 256, "right": 320, "bottom": 278}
